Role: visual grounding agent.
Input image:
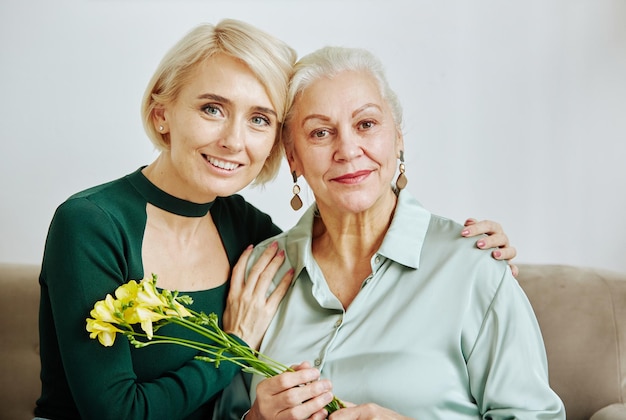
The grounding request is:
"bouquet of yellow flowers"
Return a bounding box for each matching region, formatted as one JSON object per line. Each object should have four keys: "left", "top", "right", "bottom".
{"left": 86, "top": 275, "right": 344, "bottom": 412}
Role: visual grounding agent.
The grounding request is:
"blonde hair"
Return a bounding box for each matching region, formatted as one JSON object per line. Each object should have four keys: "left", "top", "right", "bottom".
{"left": 141, "top": 19, "right": 297, "bottom": 184}
{"left": 282, "top": 46, "right": 403, "bottom": 151}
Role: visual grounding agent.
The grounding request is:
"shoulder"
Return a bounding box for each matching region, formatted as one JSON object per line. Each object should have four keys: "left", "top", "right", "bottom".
{"left": 64, "top": 172, "right": 138, "bottom": 213}
{"left": 56, "top": 176, "right": 129, "bottom": 218}
{"left": 211, "top": 194, "right": 272, "bottom": 223}
{"left": 423, "top": 213, "right": 510, "bottom": 294}
{"left": 215, "top": 194, "right": 269, "bottom": 216}
{"left": 213, "top": 194, "right": 282, "bottom": 244}
{"left": 49, "top": 173, "right": 143, "bottom": 240}
{"left": 423, "top": 213, "right": 481, "bottom": 260}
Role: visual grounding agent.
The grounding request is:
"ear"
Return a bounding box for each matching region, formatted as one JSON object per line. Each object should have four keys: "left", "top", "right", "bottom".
{"left": 153, "top": 106, "right": 169, "bottom": 134}
{"left": 285, "top": 143, "right": 303, "bottom": 177}
{"left": 395, "top": 129, "right": 405, "bottom": 158}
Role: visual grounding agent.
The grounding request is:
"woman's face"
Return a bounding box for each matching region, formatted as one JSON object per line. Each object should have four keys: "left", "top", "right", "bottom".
{"left": 288, "top": 70, "right": 403, "bottom": 215}
{"left": 157, "top": 53, "right": 277, "bottom": 201}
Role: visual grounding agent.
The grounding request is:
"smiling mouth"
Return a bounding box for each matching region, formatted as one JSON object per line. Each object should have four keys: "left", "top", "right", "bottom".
{"left": 204, "top": 155, "right": 240, "bottom": 171}
{"left": 332, "top": 170, "right": 371, "bottom": 183}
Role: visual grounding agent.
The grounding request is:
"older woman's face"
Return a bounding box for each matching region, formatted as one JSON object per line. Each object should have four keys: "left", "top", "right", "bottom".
{"left": 288, "top": 70, "right": 403, "bottom": 215}
{"left": 157, "top": 53, "right": 277, "bottom": 202}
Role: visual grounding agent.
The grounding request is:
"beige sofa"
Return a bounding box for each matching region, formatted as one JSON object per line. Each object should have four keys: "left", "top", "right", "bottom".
{"left": 1, "top": 263, "right": 625, "bottom": 420}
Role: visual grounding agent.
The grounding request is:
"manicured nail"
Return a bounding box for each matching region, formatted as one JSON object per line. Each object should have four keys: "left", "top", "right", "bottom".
{"left": 246, "top": 244, "right": 253, "bottom": 250}
{"left": 287, "top": 268, "right": 295, "bottom": 275}
{"left": 493, "top": 250, "right": 502, "bottom": 258}
{"left": 477, "top": 241, "right": 485, "bottom": 248}
{"left": 277, "top": 249, "right": 285, "bottom": 257}
{"left": 462, "top": 229, "right": 470, "bottom": 236}
{"left": 270, "top": 241, "right": 278, "bottom": 248}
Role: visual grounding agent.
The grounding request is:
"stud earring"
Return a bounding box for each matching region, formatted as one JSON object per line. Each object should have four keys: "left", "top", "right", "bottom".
{"left": 395, "top": 150, "right": 408, "bottom": 190}
{"left": 290, "top": 171, "right": 303, "bottom": 211}
{"left": 158, "top": 125, "right": 164, "bottom": 132}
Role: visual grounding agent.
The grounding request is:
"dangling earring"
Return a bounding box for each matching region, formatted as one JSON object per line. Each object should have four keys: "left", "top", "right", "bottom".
{"left": 290, "top": 171, "right": 303, "bottom": 211}
{"left": 395, "top": 150, "right": 408, "bottom": 190}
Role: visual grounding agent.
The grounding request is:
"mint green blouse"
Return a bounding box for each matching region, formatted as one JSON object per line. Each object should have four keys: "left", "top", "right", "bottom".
{"left": 219, "top": 190, "right": 565, "bottom": 419}
{"left": 35, "top": 167, "right": 281, "bottom": 420}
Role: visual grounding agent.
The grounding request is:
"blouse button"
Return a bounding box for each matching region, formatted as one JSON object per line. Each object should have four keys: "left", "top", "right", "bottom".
{"left": 314, "top": 358, "right": 321, "bottom": 367}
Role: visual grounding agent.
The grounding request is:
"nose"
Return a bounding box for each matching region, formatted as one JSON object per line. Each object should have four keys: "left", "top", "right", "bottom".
{"left": 334, "top": 128, "right": 363, "bottom": 161}
{"left": 218, "top": 119, "right": 244, "bottom": 152}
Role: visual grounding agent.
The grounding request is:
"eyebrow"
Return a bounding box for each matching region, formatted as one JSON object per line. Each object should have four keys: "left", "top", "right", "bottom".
{"left": 197, "top": 93, "right": 277, "bottom": 118}
{"left": 352, "top": 103, "right": 382, "bottom": 117}
{"left": 300, "top": 103, "right": 383, "bottom": 127}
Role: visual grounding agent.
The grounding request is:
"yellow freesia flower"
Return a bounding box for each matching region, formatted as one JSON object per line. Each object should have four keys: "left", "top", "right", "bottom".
{"left": 166, "top": 301, "right": 193, "bottom": 318}
{"left": 86, "top": 276, "right": 345, "bottom": 414}
{"left": 134, "top": 306, "right": 167, "bottom": 339}
{"left": 90, "top": 294, "right": 121, "bottom": 324}
{"left": 86, "top": 318, "right": 122, "bottom": 347}
{"left": 136, "top": 279, "right": 168, "bottom": 308}
{"left": 114, "top": 280, "right": 140, "bottom": 303}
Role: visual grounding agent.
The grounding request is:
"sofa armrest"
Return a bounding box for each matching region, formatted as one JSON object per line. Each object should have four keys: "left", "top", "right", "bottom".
{"left": 590, "top": 403, "right": 626, "bottom": 420}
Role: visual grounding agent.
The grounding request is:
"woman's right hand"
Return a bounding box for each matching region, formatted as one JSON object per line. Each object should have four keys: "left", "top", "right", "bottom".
{"left": 222, "top": 242, "right": 294, "bottom": 350}
{"left": 248, "top": 362, "right": 334, "bottom": 420}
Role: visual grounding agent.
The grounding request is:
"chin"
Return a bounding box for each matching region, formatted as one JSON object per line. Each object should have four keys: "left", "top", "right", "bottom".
{"left": 331, "top": 199, "right": 377, "bottom": 215}
{"left": 326, "top": 190, "right": 394, "bottom": 215}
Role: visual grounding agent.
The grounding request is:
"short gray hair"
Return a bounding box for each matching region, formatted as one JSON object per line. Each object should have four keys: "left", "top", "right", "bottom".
{"left": 282, "top": 46, "right": 403, "bottom": 149}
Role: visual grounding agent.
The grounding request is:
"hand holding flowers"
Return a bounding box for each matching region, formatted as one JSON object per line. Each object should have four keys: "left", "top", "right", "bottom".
{"left": 85, "top": 274, "right": 345, "bottom": 413}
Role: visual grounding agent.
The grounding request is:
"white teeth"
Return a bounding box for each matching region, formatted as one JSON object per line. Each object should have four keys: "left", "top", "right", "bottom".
{"left": 207, "top": 156, "right": 239, "bottom": 171}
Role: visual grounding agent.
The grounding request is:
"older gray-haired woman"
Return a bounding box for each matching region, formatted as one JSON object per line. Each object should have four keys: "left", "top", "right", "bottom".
{"left": 223, "top": 46, "right": 564, "bottom": 420}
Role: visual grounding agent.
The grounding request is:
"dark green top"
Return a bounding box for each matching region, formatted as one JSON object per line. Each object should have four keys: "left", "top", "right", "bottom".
{"left": 35, "top": 167, "right": 281, "bottom": 420}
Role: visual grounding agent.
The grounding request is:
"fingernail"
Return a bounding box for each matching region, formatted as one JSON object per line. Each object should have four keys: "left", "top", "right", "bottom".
{"left": 493, "top": 250, "right": 502, "bottom": 258}
{"left": 277, "top": 249, "right": 285, "bottom": 257}
{"left": 246, "top": 244, "right": 253, "bottom": 250}
{"left": 270, "top": 241, "right": 278, "bottom": 248}
{"left": 287, "top": 268, "right": 295, "bottom": 275}
{"left": 321, "top": 379, "right": 332, "bottom": 391}
{"left": 477, "top": 241, "right": 485, "bottom": 248}
{"left": 461, "top": 229, "right": 470, "bottom": 236}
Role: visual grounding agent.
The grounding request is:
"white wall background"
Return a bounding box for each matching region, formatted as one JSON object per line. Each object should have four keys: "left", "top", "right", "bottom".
{"left": 1, "top": 0, "right": 625, "bottom": 273}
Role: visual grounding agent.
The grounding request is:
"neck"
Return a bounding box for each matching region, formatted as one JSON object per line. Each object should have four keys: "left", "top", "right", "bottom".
{"left": 145, "top": 203, "right": 211, "bottom": 244}
{"left": 312, "top": 190, "right": 397, "bottom": 266}
{"left": 141, "top": 157, "right": 214, "bottom": 237}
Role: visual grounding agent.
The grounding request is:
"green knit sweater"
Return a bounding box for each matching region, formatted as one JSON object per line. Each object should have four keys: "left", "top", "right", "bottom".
{"left": 35, "top": 167, "right": 281, "bottom": 420}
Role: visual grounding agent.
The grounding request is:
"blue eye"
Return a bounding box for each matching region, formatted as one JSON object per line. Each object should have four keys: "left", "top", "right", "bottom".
{"left": 251, "top": 115, "right": 271, "bottom": 127}
{"left": 202, "top": 104, "right": 222, "bottom": 116}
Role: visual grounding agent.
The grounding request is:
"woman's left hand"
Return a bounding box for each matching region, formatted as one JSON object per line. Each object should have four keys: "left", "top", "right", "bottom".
{"left": 328, "top": 402, "right": 412, "bottom": 420}
{"left": 461, "top": 218, "right": 519, "bottom": 277}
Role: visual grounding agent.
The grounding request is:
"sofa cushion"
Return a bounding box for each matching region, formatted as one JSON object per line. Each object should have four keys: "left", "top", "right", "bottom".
{"left": 518, "top": 264, "right": 626, "bottom": 420}
{"left": 590, "top": 403, "right": 626, "bottom": 420}
{"left": 0, "top": 263, "right": 41, "bottom": 420}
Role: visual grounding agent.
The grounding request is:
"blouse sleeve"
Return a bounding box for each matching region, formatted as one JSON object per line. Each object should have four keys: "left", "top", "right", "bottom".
{"left": 40, "top": 197, "right": 239, "bottom": 419}
{"left": 465, "top": 267, "right": 566, "bottom": 419}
